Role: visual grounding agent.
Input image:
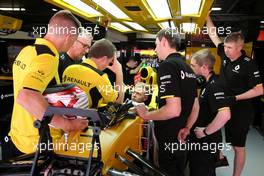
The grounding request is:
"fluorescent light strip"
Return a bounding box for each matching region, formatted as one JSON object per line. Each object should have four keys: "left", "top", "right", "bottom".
{"left": 159, "top": 22, "right": 176, "bottom": 29}
{"left": 181, "top": 23, "right": 197, "bottom": 33}
{"left": 124, "top": 22, "right": 147, "bottom": 31}
{"left": 212, "top": 7, "right": 222, "bottom": 11}
{"left": 261, "top": 21, "right": 264, "bottom": 24}
{"left": 92, "top": 0, "right": 129, "bottom": 19}
{"left": 180, "top": 0, "right": 202, "bottom": 15}
{"left": 63, "top": 0, "right": 102, "bottom": 16}
{"left": 146, "top": 0, "right": 171, "bottom": 19}
{"left": 111, "top": 22, "right": 132, "bottom": 32}
{"left": 0, "top": 8, "right": 25, "bottom": 11}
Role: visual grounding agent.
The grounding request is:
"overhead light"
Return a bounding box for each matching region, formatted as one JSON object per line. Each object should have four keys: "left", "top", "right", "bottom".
{"left": 146, "top": 0, "right": 172, "bottom": 19}
{"left": 158, "top": 21, "right": 176, "bottom": 29}
{"left": 212, "top": 7, "right": 222, "bottom": 11}
{"left": 63, "top": 0, "right": 102, "bottom": 16}
{"left": 261, "top": 21, "right": 264, "bottom": 24}
{"left": 181, "top": 23, "right": 197, "bottom": 33}
{"left": 180, "top": 0, "right": 202, "bottom": 15}
{"left": 52, "top": 8, "right": 58, "bottom": 12}
{"left": 123, "top": 22, "right": 147, "bottom": 31}
{"left": 0, "top": 8, "right": 25, "bottom": 11}
{"left": 92, "top": 0, "right": 129, "bottom": 19}
{"left": 110, "top": 22, "right": 132, "bottom": 32}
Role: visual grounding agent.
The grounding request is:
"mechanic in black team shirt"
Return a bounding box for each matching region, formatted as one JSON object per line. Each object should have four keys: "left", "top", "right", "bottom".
{"left": 178, "top": 49, "right": 231, "bottom": 176}
{"left": 207, "top": 15, "right": 263, "bottom": 176}
{"left": 136, "top": 29, "right": 199, "bottom": 176}
{"left": 58, "top": 28, "right": 93, "bottom": 80}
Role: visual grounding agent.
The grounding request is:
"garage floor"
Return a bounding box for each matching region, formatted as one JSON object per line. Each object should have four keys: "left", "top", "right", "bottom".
{"left": 216, "top": 127, "right": 264, "bottom": 176}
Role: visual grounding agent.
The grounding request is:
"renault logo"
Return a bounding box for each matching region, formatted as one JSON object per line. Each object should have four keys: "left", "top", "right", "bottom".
{"left": 181, "top": 70, "right": 185, "bottom": 79}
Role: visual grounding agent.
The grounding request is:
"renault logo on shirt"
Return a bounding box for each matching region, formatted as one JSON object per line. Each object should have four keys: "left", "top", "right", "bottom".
{"left": 181, "top": 70, "right": 185, "bottom": 79}
{"left": 232, "top": 65, "right": 240, "bottom": 73}
{"left": 181, "top": 70, "right": 196, "bottom": 79}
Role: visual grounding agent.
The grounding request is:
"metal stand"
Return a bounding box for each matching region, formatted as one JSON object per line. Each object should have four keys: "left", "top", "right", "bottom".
{"left": 30, "top": 106, "right": 102, "bottom": 176}
{"left": 30, "top": 115, "right": 54, "bottom": 175}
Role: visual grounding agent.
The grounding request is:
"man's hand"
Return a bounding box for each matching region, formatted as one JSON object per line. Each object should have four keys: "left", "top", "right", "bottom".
{"left": 107, "top": 56, "right": 122, "bottom": 75}
{"left": 178, "top": 127, "right": 190, "bottom": 143}
{"left": 194, "top": 127, "right": 206, "bottom": 139}
{"left": 136, "top": 104, "right": 149, "bottom": 119}
{"left": 63, "top": 118, "right": 88, "bottom": 133}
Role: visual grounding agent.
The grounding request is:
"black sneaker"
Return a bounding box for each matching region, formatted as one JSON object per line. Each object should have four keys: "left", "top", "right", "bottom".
{"left": 215, "top": 156, "right": 229, "bottom": 168}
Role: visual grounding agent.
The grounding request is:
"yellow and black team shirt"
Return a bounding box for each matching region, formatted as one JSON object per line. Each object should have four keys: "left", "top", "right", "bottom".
{"left": 62, "top": 59, "right": 118, "bottom": 109}
{"left": 9, "top": 38, "right": 60, "bottom": 154}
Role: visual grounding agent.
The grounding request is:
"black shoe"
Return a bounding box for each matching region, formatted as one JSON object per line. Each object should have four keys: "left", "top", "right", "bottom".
{"left": 215, "top": 156, "right": 229, "bottom": 168}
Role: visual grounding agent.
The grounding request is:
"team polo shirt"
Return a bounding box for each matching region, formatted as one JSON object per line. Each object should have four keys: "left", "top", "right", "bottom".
{"left": 58, "top": 52, "right": 81, "bottom": 80}
{"left": 194, "top": 74, "right": 229, "bottom": 140}
{"left": 217, "top": 43, "right": 262, "bottom": 96}
{"left": 9, "top": 38, "right": 59, "bottom": 153}
{"left": 62, "top": 59, "right": 118, "bottom": 108}
{"left": 155, "top": 53, "right": 197, "bottom": 143}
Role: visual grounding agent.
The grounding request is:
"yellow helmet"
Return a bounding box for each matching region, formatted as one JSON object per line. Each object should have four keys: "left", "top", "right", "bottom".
{"left": 139, "top": 66, "right": 157, "bottom": 85}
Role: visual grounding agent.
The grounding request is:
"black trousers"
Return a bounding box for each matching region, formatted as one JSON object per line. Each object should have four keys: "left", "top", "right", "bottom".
{"left": 189, "top": 148, "right": 217, "bottom": 176}
{"left": 188, "top": 135, "right": 220, "bottom": 176}
{"left": 158, "top": 141, "right": 187, "bottom": 176}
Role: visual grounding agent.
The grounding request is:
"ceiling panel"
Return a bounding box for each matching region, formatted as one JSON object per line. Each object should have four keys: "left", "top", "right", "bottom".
{"left": 44, "top": 0, "right": 214, "bottom": 33}
{"left": 0, "top": 0, "right": 263, "bottom": 41}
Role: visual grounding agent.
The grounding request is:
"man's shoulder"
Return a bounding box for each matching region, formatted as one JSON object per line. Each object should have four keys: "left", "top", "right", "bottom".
{"left": 63, "top": 63, "right": 82, "bottom": 75}
{"left": 80, "top": 62, "right": 105, "bottom": 76}
{"left": 207, "top": 79, "right": 225, "bottom": 94}
{"left": 16, "top": 45, "right": 35, "bottom": 57}
{"left": 242, "top": 56, "right": 252, "bottom": 62}
{"left": 34, "top": 44, "right": 56, "bottom": 57}
{"left": 162, "top": 54, "right": 184, "bottom": 67}
{"left": 237, "top": 55, "right": 254, "bottom": 67}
